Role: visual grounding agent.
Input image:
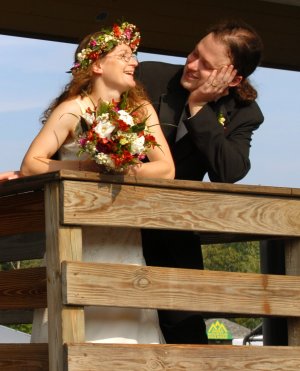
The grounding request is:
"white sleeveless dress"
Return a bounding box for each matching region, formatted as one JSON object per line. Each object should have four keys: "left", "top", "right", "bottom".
{"left": 30, "top": 99, "right": 165, "bottom": 344}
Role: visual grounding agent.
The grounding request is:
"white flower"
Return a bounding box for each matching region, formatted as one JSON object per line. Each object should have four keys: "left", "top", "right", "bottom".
{"left": 117, "top": 110, "right": 134, "bottom": 126}
{"left": 104, "top": 35, "right": 114, "bottom": 42}
{"left": 131, "top": 135, "right": 145, "bottom": 154}
{"left": 82, "top": 112, "right": 95, "bottom": 125}
{"left": 94, "top": 114, "right": 115, "bottom": 138}
{"left": 95, "top": 153, "right": 115, "bottom": 168}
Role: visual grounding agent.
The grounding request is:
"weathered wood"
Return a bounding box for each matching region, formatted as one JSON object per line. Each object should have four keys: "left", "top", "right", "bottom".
{"left": 62, "top": 180, "right": 300, "bottom": 237}
{"left": 1, "top": 169, "right": 300, "bottom": 198}
{"left": 1, "top": 172, "right": 300, "bottom": 370}
{"left": 0, "top": 232, "right": 45, "bottom": 262}
{"left": 285, "top": 238, "right": 300, "bottom": 346}
{"left": 0, "top": 309, "right": 33, "bottom": 325}
{"left": 0, "top": 171, "right": 62, "bottom": 197}
{"left": 0, "top": 267, "right": 46, "bottom": 309}
{"left": 56, "top": 169, "right": 300, "bottom": 197}
{"left": 45, "top": 182, "right": 84, "bottom": 371}
{"left": 0, "top": 191, "right": 45, "bottom": 237}
{"left": 62, "top": 261, "right": 300, "bottom": 317}
{"left": 65, "top": 343, "right": 300, "bottom": 371}
{"left": 0, "top": 343, "right": 48, "bottom": 371}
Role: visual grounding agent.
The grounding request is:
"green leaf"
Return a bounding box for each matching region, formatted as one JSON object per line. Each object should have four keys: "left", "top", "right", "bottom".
{"left": 131, "top": 123, "right": 145, "bottom": 132}
{"left": 97, "top": 100, "right": 110, "bottom": 116}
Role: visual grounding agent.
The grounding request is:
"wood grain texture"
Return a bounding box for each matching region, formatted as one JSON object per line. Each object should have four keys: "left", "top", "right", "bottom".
{"left": 57, "top": 169, "right": 300, "bottom": 197}
{"left": 0, "top": 267, "right": 46, "bottom": 309}
{"left": 45, "top": 183, "right": 84, "bottom": 371}
{"left": 0, "top": 344, "right": 48, "bottom": 371}
{"left": 0, "top": 191, "right": 45, "bottom": 237}
{"left": 285, "top": 238, "right": 300, "bottom": 345}
{"left": 1, "top": 169, "right": 300, "bottom": 198}
{"left": 62, "top": 180, "right": 300, "bottom": 237}
{"left": 65, "top": 343, "right": 300, "bottom": 371}
{"left": 62, "top": 261, "right": 300, "bottom": 317}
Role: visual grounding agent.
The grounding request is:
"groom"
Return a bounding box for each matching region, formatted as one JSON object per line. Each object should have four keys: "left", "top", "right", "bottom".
{"left": 136, "top": 19, "right": 264, "bottom": 344}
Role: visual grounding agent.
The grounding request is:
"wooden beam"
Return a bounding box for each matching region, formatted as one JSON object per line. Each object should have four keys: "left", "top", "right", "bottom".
{"left": 45, "top": 183, "right": 84, "bottom": 371}
{"left": 61, "top": 180, "right": 300, "bottom": 237}
{"left": 0, "top": 267, "right": 47, "bottom": 309}
{"left": 1, "top": 0, "right": 300, "bottom": 71}
{"left": 0, "top": 309, "right": 33, "bottom": 325}
{"left": 0, "top": 191, "right": 45, "bottom": 237}
{"left": 285, "top": 238, "right": 300, "bottom": 345}
{"left": 0, "top": 344, "right": 48, "bottom": 371}
{"left": 62, "top": 261, "right": 300, "bottom": 317}
{"left": 0, "top": 232, "right": 45, "bottom": 263}
{"left": 65, "top": 343, "right": 300, "bottom": 371}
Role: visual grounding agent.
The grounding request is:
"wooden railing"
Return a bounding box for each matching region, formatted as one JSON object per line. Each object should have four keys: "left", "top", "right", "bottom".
{"left": 0, "top": 170, "right": 300, "bottom": 370}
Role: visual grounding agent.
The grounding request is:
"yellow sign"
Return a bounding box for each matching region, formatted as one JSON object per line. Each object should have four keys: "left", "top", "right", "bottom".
{"left": 207, "top": 320, "right": 233, "bottom": 340}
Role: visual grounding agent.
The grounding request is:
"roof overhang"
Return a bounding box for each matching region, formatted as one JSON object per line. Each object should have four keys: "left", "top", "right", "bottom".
{"left": 1, "top": 0, "right": 300, "bottom": 71}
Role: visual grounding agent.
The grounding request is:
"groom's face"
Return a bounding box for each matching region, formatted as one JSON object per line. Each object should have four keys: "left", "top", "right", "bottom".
{"left": 180, "top": 33, "right": 231, "bottom": 92}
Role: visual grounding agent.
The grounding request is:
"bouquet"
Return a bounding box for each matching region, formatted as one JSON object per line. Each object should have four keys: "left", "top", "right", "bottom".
{"left": 75, "top": 97, "right": 159, "bottom": 172}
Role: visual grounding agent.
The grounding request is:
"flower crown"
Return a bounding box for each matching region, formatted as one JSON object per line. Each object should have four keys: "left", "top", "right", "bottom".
{"left": 71, "top": 21, "right": 141, "bottom": 72}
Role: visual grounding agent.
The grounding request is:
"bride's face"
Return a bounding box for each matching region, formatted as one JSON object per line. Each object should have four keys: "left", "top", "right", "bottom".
{"left": 98, "top": 44, "right": 139, "bottom": 93}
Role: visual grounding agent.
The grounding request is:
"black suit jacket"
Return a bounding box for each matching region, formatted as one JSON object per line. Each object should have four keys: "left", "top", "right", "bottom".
{"left": 136, "top": 61, "right": 264, "bottom": 183}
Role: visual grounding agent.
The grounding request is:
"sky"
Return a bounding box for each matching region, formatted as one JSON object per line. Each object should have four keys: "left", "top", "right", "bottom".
{"left": 0, "top": 35, "right": 299, "bottom": 189}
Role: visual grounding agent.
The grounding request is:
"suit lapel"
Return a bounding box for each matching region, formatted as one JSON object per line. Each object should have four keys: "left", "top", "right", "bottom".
{"left": 158, "top": 91, "right": 188, "bottom": 143}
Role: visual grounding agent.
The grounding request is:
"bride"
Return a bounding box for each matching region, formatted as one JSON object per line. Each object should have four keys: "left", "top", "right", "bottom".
{"left": 3, "top": 21, "right": 174, "bottom": 343}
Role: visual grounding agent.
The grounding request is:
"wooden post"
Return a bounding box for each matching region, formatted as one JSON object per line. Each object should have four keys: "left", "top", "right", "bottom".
{"left": 45, "top": 182, "right": 84, "bottom": 371}
{"left": 285, "top": 238, "right": 300, "bottom": 346}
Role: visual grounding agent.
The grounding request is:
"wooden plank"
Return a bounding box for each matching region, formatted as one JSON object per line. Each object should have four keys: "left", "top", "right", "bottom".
{"left": 1, "top": 169, "right": 299, "bottom": 199}
{"left": 0, "top": 343, "right": 48, "bottom": 371}
{"left": 0, "top": 309, "right": 33, "bottom": 325}
{"left": 57, "top": 169, "right": 300, "bottom": 197}
{"left": 65, "top": 343, "right": 300, "bottom": 371}
{"left": 1, "top": 0, "right": 300, "bottom": 71}
{"left": 0, "top": 191, "right": 45, "bottom": 237}
{"left": 0, "top": 232, "right": 45, "bottom": 262}
{"left": 285, "top": 238, "right": 300, "bottom": 346}
{"left": 62, "top": 261, "right": 300, "bottom": 317}
{"left": 0, "top": 171, "right": 61, "bottom": 197}
{"left": 62, "top": 180, "right": 300, "bottom": 237}
{"left": 0, "top": 267, "right": 46, "bottom": 309}
{"left": 45, "top": 182, "right": 84, "bottom": 371}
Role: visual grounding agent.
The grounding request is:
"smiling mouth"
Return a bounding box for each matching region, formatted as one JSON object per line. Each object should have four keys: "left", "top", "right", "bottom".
{"left": 184, "top": 71, "right": 198, "bottom": 80}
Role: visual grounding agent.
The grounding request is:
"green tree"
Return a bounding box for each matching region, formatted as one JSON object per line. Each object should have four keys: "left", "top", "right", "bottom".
{"left": 202, "top": 241, "right": 260, "bottom": 273}
{"left": 202, "top": 241, "right": 261, "bottom": 330}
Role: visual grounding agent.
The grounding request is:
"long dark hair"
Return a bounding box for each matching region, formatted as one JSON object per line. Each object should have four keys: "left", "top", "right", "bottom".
{"left": 209, "top": 19, "right": 263, "bottom": 105}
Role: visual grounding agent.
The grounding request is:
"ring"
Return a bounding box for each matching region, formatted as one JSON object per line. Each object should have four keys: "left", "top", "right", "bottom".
{"left": 211, "top": 81, "right": 218, "bottom": 87}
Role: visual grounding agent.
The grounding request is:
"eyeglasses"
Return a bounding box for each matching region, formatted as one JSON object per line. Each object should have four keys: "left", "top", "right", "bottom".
{"left": 109, "top": 53, "right": 138, "bottom": 63}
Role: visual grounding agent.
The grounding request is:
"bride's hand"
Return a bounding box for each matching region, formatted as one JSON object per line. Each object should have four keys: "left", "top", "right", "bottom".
{"left": 0, "top": 171, "right": 22, "bottom": 181}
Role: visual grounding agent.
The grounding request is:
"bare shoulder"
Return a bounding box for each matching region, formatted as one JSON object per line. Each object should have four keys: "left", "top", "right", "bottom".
{"left": 46, "top": 97, "right": 82, "bottom": 129}
{"left": 55, "top": 98, "right": 82, "bottom": 117}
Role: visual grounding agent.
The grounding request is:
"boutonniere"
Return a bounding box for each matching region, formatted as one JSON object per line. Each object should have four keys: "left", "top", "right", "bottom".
{"left": 217, "top": 112, "right": 226, "bottom": 127}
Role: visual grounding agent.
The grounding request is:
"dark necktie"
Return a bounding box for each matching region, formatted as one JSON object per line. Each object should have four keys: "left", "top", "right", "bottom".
{"left": 175, "top": 105, "right": 188, "bottom": 142}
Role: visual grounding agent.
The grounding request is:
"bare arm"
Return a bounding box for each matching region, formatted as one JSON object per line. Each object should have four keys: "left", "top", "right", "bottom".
{"left": 20, "top": 100, "right": 100, "bottom": 176}
{"left": 0, "top": 171, "right": 22, "bottom": 181}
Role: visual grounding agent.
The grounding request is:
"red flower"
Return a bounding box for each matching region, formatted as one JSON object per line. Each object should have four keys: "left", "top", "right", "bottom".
{"left": 88, "top": 51, "right": 99, "bottom": 61}
{"left": 113, "top": 24, "right": 121, "bottom": 37}
{"left": 117, "top": 119, "right": 130, "bottom": 132}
